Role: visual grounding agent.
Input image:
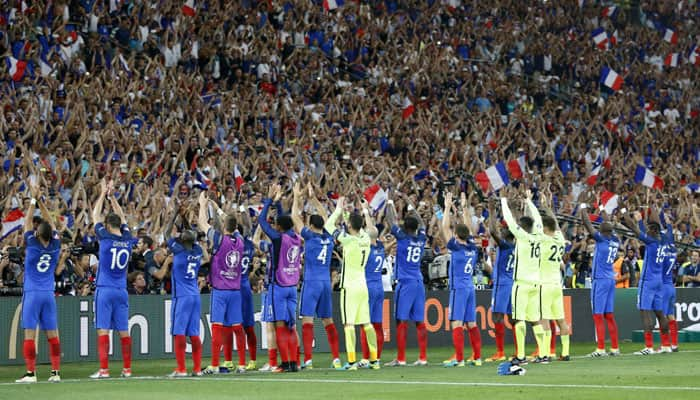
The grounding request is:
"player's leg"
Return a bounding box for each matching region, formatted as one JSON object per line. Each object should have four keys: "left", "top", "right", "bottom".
{"left": 299, "top": 281, "right": 318, "bottom": 366}
{"left": 445, "top": 289, "right": 466, "bottom": 367}
{"left": 590, "top": 279, "right": 608, "bottom": 356}
{"left": 388, "top": 282, "right": 410, "bottom": 366}
{"left": 529, "top": 286, "right": 546, "bottom": 361}
{"left": 205, "top": 289, "right": 225, "bottom": 373}
{"left": 488, "top": 283, "right": 508, "bottom": 361}
{"left": 240, "top": 283, "right": 257, "bottom": 369}
{"left": 114, "top": 289, "right": 132, "bottom": 376}
{"left": 271, "top": 285, "right": 291, "bottom": 371}
{"left": 260, "top": 292, "right": 278, "bottom": 371}
{"left": 17, "top": 292, "right": 39, "bottom": 383}
{"left": 550, "top": 288, "right": 569, "bottom": 360}
{"left": 228, "top": 291, "right": 247, "bottom": 372}
{"left": 368, "top": 284, "right": 385, "bottom": 361}
{"left": 511, "top": 283, "right": 528, "bottom": 362}
{"left": 602, "top": 279, "right": 620, "bottom": 355}
{"left": 465, "top": 289, "right": 481, "bottom": 366}
{"left": 319, "top": 281, "right": 341, "bottom": 366}
{"left": 635, "top": 281, "right": 657, "bottom": 354}
{"left": 93, "top": 288, "right": 114, "bottom": 378}
{"left": 666, "top": 285, "right": 678, "bottom": 351}
{"left": 187, "top": 296, "right": 203, "bottom": 375}
{"left": 285, "top": 287, "right": 300, "bottom": 372}
{"left": 39, "top": 292, "right": 61, "bottom": 381}
{"left": 556, "top": 317, "right": 570, "bottom": 361}
{"left": 412, "top": 282, "right": 428, "bottom": 364}
{"left": 655, "top": 308, "right": 671, "bottom": 352}
{"left": 171, "top": 297, "right": 189, "bottom": 376}
{"left": 356, "top": 290, "right": 377, "bottom": 367}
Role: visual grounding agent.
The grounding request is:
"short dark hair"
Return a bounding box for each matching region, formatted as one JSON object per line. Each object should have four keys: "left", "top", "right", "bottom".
{"left": 455, "top": 224, "right": 469, "bottom": 241}
{"left": 141, "top": 235, "right": 154, "bottom": 249}
{"left": 180, "top": 230, "right": 196, "bottom": 249}
{"left": 542, "top": 215, "right": 557, "bottom": 231}
{"left": 277, "top": 215, "right": 294, "bottom": 232}
{"left": 105, "top": 212, "right": 122, "bottom": 229}
{"left": 309, "top": 214, "right": 324, "bottom": 230}
{"left": 404, "top": 216, "right": 419, "bottom": 233}
{"left": 224, "top": 215, "right": 238, "bottom": 233}
{"left": 349, "top": 213, "right": 364, "bottom": 231}
{"left": 37, "top": 221, "right": 52, "bottom": 242}
{"left": 519, "top": 216, "right": 534, "bottom": 233}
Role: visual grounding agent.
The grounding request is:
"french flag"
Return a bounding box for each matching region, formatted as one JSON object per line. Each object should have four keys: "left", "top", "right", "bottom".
{"left": 1, "top": 209, "right": 24, "bottom": 241}
{"left": 234, "top": 165, "right": 244, "bottom": 191}
{"left": 689, "top": 45, "right": 699, "bottom": 66}
{"left": 601, "top": 6, "right": 617, "bottom": 19}
{"left": 363, "top": 184, "right": 387, "bottom": 212}
{"left": 507, "top": 156, "right": 527, "bottom": 180}
{"left": 401, "top": 97, "right": 415, "bottom": 120}
{"left": 193, "top": 168, "right": 211, "bottom": 190}
{"left": 600, "top": 191, "right": 619, "bottom": 214}
{"left": 634, "top": 165, "right": 664, "bottom": 190}
{"left": 663, "top": 28, "right": 678, "bottom": 45}
{"left": 323, "top": 0, "right": 344, "bottom": 11}
{"left": 182, "top": 0, "right": 196, "bottom": 17}
{"left": 475, "top": 162, "right": 509, "bottom": 192}
{"left": 592, "top": 28, "right": 608, "bottom": 50}
{"left": 39, "top": 55, "right": 52, "bottom": 77}
{"left": 600, "top": 67, "right": 623, "bottom": 91}
{"left": 644, "top": 101, "right": 654, "bottom": 111}
{"left": 605, "top": 117, "right": 619, "bottom": 132}
{"left": 6, "top": 56, "right": 26, "bottom": 81}
{"left": 586, "top": 161, "right": 602, "bottom": 186}
{"left": 610, "top": 29, "right": 619, "bottom": 46}
{"left": 684, "top": 183, "right": 700, "bottom": 194}
{"left": 664, "top": 53, "right": 679, "bottom": 67}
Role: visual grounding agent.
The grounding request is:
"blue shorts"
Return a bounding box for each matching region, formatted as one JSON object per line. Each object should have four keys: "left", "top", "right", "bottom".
{"left": 591, "top": 279, "right": 616, "bottom": 314}
{"left": 662, "top": 283, "right": 676, "bottom": 316}
{"left": 261, "top": 291, "right": 274, "bottom": 323}
{"left": 270, "top": 284, "right": 297, "bottom": 327}
{"left": 172, "top": 295, "right": 201, "bottom": 336}
{"left": 241, "top": 281, "right": 255, "bottom": 327}
{"left": 394, "top": 280, "right": 425, "bottom": 322}
{"left": 22, "top": 290, "right": 57, "bottom": 330}
{"left": 95, "top": 286, "right": 129, "bottom": 331}
{"left": 491, "top": 282, "right": 513, "bottom": 315}
{"left": 637, "top": 279, "right": 664, "bottom": 311}
{"left": 449, "top": 288, "right": 476, "bottom": 323}
{"left": 367, "top": 282, "right": 384, "bottom": 324}
{"left": 210, "top": 289, "right": 242, "bottom": 326}
{"left": 300, "top": 280, "right": 333, "bottom": 319}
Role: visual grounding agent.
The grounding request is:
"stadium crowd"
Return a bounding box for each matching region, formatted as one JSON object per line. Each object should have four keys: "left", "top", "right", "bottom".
{"left": 1, "top": 0, "right": 700, "bottom": 298}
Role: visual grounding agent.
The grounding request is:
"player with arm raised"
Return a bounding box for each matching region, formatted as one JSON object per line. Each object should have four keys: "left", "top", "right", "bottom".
{"left": 258, "top": 184, "right": 302, "bottom": 373}
{"left": 537, "top": 198, "right": 570, "bottom": 363}
{"left": 290, "top": 183, "right": 342, "bottom": 370}
{"left": 580, "top": 205, "right": 621, "bottom": 357}
{"left": 15, "top": 183, "right": 63, "bottom": 383}
{"left": 500, "top": 191, "right": 544, "bottom": 365}
{"left": 90, "top": 180, "right": 135, "bottom": 379}
{"left": 485, "top": 197, "right": 515, "bottom": 363}
{"left": 660, "top": 214, "right": 678, "bottom": 353}
{"left": 252, "top": 222, "right": 279, "bottom": 372}
{"left": 385, "top": 195, "right": 429, "bottom": 367}
{"left": 198, "top": 193, "right": 247, "bottom": 374}
{"left": 324, "top": 197, "right": 380, "bottom": 370}
{"left": 621, "top": 206, "right": 670, "bottom": 355}
{"left": 441, "top": 192, "right": 482, "bottom": 367}
{"left": 359, "top": 200, "right": 386, "bottom": 367}
{"left": 235, "top": 201, "right": 260, "bottom": 370}
{"left": 164, "top": 206, "right": 205, "bottom": 377}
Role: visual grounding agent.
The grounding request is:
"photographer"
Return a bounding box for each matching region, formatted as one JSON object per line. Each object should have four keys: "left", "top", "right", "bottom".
{"left": 0, "top": 246, "right": 25, "bottom": 296}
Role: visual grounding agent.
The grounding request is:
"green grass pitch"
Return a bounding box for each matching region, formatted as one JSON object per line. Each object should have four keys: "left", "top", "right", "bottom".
{"left": 1, "top": 343, "right": 699, "bottom": 400}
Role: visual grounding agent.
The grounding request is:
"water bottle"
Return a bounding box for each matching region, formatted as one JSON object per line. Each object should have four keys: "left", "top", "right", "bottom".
{"left": 434, "top": 205, "right": 443, "bottom": 220}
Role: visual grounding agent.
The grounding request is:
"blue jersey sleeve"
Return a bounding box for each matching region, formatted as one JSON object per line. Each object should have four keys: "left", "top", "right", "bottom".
{"left": 447, "top": 238, "right": 459, "bottom": 251}
{"left": 593, "top": 231, "right": 604, "bottom": 242}
{"left": 639, "top": 231, "right": 658, "bottom": 245}
{"left": 301, "top": 227, "right": 313, "bottom": 240}
{"left": 95, "top": 223, "right": 108, "bottom": 239}
{"left": 168, "top": 238, "right": 184, "bottom": 254}
{"left": 258, "top": 199, "right": 281, "bottom": 240}
{"left": 24, "top": 231, "right": 35, "bottom": 243}
{"left": 390, "top": 225, "right": 405, "bottom": 239}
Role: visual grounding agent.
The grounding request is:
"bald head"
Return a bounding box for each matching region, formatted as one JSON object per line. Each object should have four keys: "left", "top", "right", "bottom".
{"left": 600, "top": 222, "right": 614, "bottom": 235}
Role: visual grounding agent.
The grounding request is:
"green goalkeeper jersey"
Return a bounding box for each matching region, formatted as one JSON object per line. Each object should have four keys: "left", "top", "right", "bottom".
{"left": 540, "top": 230, "right": 566, "bottom": 285}
{"left": 501, "top": 198, "right": 543, "bottom": 284}
{"left": 325, "top": 210, "right": 371, "bottom": 291}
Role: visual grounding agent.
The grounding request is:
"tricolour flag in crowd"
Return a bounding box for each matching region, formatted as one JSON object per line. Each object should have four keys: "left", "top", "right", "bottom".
{"left": 1, "top": 209, "right": 24, "bottom": 241}
{"left": 234, "top": 165, "right": 244, "bottom": 191}
{"left": 689, "top": 45, "right": 700, "bottom": 66}
{"left": 663, "top": 28, "right": 678, "bottom": 45}
{"left": 664, "top": 53, "right": 679, "bottom": 67}
{"left": 6, "top": 56, "right": 26, "bottom": 81}
{"left": 192, "top": 168, "right": 211, "bottom": 190}
{"left": 507, "top": 155, "right": 527, "bottom": 180}
{"left": 39, "top": 56, "right": 52, "bottom": 77}
{"left": 592, "top": 28, "right": 609, "bottom": 50}
{"left": 586, "top": 161, "right": 602, "bottom": 186}
{"left": 600, "top": 67, "right": 623, "bottom": 91}
{"left": 634, "top": 165, "right": 664, "bottom": 190}
{"left": 600, "top": 191, "right": 619, "bottom": 214}
{"left": 323, "top": 0, "right": 344, "bottom": 11}
{"left": 601, "top": 5, "right": 618, "bottom": 19}
{"left": 401, "top": 97, "right": 415, "bottom": 120}
{"left": 605, "top": 117, "right": 619, "bottom": 133}
{"left": 684, "top": 183, "right": 699, "bottom": 194}
{"left": 182, "top": 0, "right": 196, "bottom": 17}
{"left": 475, "top": 162, "right": 509, "bottom": 192}
{"left": 610, "top": 30, "right": 619, "bottom": 46}
{"left": 363, "top": 184, "right": 387, "bottom": 212}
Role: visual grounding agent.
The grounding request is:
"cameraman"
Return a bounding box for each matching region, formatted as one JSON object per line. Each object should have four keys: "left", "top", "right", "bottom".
{"left": 1, "top": 246, "right": 25, "bottom": 295}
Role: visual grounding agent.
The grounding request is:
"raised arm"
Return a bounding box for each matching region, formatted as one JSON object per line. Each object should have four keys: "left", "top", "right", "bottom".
{"left": 108, "top": 190, "right": 127, "bottom": 226}
{"left": 324, "top": 196, "right": 344, "bottom": 233}
{"left": 197, "top": 191, "right": 212, "bottom": 233}
{"left": 307, "top": 183, "right": 328, "bottom": 220}
{"left": 384, "top": 197, "right": 397, "bottom": 229}
{"left": 440, "top": 192, "right": 454, "bottom": 243}
{"left": 524, "top": 190, "right": 542, "bottom": 234}
{"left": 291, "top": 181, "right": 304, "bottom": 234}
{"left": 29, "top": 182, "right": 56, "bottom": 231}
{"left": 164, "top": 208, "right": 178, "bottom": 242}
{"left": 238, "top": 204, "right": 253, "bottom": 237}
{"left": 500, "top": 197, "right": 521, "bottom": 237}
{"left": 621, "top": 210, "right": 641, "bottom": 237}
{"left": 360, "top": 198, "right": 377, "bottom": 237}
{"left": 579, "top": 205, "right": 596, "bottom": 236}
{"left": 488, "top": 198, "right": 504, "bottom": 243}
{"left": 258, "top": 184, "right": 281, "bottom": 240}
{"left": 91, "top": 179, "right": 108, "bottom": 224}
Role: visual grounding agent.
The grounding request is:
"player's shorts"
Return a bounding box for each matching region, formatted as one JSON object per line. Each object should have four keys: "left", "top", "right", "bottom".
{"left": 394, "top": 280, "right": 425, "bottom": 322}
{"left": 491, "top": 282, "right": 513, "bottom": 315}
{"left": 511, "top": 281, "right": 540, "bottom": 322}
{"left": 662, "top": 283, "right": 676, "bottom": 316}
{"left": 261, "top": 291, "right": 274, "bottom": 323}
{"left": 367, "top": 281, "right": 384, "bottom": 324}
{"left": 340, "top": 287, "right": 370, "bottom": 325}
{"left": 300, "top": 280, "right": 333, "bottom": 319}
{"left": 270, "top": 283, "right": 297, "bottom": 327}
{"left": 591, "top": 278, "right": 615, "bottom": 314}
{"left": 540, "top": 284, "right": 564, "bottom": 320}
{"left": 171, "top": 295, "right": 201, "bottom": 336}
{"left": 240, "top": 281, "right": 255, "bottom": 327}
{"left": 21, "top": 290, "right": 58, "bottom": 330}
{"left": 95, "top": 286, "right": 129, "bottom": 331}
{"left": 637, "top": 279, "right": 663, "bottom": 311}
{"left": 449, "top": 288, "right": 476, "bottom": 323}
{"left": 210, "top": 288, "right": 242, "bottom": 326}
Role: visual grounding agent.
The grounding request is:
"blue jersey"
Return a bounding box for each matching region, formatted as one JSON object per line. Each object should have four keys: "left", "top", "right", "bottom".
{"left": 301, "top": 227, "right": 334, "bottom": 282}
{"left": 662, "top": 245, "right": 677, "bottom": 285}
{"left": 23, "top": 231, "right": 61, "bottom": 292}
{"left": 168, "top": 238, "right": 203, "bottom": 297}
{"left": 391, "top": 225, "right": 427, "bottom": 282}
{"left": 95, "top": 223, "right": 135, "bottom": 289}
{"left": 493, "top": 239, "right": 515, "bottom": 286}
{"left": 639, "top": 231, "right": 663, "bottom": 283}
{"left": 241, "top": 236, "right": 255, "bottom": 284}
{"left": 447, "top": 238, "right": 478, "bottom": 290}
{"left": 365, "top": 241, "right": 385, "bottom": 284}
{"left": 592, "top": 231, "right": 620, "bottom": 280}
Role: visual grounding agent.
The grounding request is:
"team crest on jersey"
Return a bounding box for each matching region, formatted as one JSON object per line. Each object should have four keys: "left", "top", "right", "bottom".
{"left": 286, "top": 246, "right": 300, "bottom": 263}
{"left": 226, "top": 250, "right": 240, "bottom": 268}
